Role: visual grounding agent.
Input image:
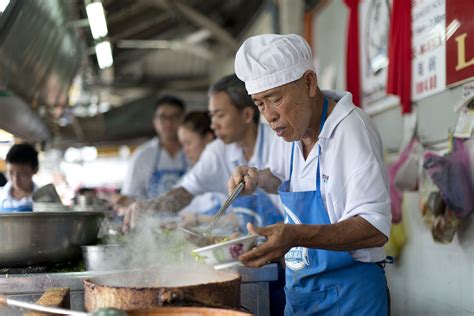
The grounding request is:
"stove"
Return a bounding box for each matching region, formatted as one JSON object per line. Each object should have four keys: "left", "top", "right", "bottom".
{"left": 0, "top": 264, "right": 278, "bottom": 316}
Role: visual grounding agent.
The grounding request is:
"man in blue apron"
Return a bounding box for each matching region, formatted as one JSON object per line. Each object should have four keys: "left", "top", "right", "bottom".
{"left": 121, "top": 75, "right": 284, "bottom": 232}
{"left": 230, "top": 34, "right": 392, "bottom": 315}
{"left": 121, "top": 95, "right": 187, "bottom": 200}
{"left": 0, "top": 143, "right": 39, "bottom": 212}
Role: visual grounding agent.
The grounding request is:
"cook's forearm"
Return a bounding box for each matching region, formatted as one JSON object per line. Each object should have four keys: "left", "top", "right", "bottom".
{"left": 147, "top": 187, "right": 194, "bottom": 213}
{"left": 289, "top": 216, "right": 387, "bottom": 251}
{"left": 257, "top": 168, "right": 282, "bottom": 194}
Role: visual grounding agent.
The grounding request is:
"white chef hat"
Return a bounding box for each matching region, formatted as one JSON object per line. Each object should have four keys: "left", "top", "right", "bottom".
{"left": 235, "top": 34, "right": 315, "bottom": 95}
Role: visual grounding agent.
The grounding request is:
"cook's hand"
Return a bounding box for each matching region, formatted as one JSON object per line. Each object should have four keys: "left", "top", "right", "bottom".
{"left": 122, "top": 200, "right": 153, "bottom": 233}
{"left": 228, "top": 166, "right": 259, "bottom": 195}
{"left": 239, "top": 222, "right": 294, "bottom": 268}
{"left": 109, "top": 193, "right": 133, "bottom": 214}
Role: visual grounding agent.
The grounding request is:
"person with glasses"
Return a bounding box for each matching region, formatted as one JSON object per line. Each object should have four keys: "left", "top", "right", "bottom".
{"left": 0, "top": 143, "right": 39, "bottom": 212}
{"left": 121, "top": 95, "right": 187, "bottom": 200}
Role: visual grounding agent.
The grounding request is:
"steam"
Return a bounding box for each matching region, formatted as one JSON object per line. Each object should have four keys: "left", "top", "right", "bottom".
{"left": 90, "top": 213, "right": 239, "bottom": 286}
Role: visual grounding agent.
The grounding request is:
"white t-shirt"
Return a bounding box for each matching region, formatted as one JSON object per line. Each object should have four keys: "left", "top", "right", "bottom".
{"left": 122, "top": 137, "right": 187, "bottom": 199}
{"left": 0, "top": 181, "right": 37, "bottom": 212}
{"left": 179, "top": 122, "right": 283, "bottom": 213}
{"left": 268, "top": 90, "right": 391, "bottom": 263}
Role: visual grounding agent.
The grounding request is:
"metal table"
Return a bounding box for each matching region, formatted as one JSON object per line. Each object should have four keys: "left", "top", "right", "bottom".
{"left": 0, "top": 264, "right": 278, "bottom": 316}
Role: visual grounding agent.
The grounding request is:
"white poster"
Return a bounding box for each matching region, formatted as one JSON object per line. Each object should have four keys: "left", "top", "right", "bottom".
{"left": 412, "top": 0, "right": 446, "bottom": 101}
{"left": 359, "top": 0, "right": 391, "bottom": 107}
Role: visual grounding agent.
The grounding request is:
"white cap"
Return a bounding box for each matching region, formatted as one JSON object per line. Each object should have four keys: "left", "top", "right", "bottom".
{"left": 235, "top": 34, "right": 315, "bottom": 95}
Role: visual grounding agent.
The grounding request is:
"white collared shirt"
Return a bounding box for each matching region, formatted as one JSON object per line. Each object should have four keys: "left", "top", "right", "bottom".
{"left": 179, "top": 122, "right": 283, "bottom": 214}
{"left": 268, "top": 90, "right": 391, "bottom": 263}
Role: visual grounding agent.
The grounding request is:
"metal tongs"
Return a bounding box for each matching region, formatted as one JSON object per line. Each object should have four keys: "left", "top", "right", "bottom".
{"left": 180, "top": 182, "right": 245, "bottom": 246}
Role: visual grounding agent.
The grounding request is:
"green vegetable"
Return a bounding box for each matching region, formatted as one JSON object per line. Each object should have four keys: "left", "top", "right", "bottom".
{"left": 192, "top": 252, "right": 206, "bottom": 263}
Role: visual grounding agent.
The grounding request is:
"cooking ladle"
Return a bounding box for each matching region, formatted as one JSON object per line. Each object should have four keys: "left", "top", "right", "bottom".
{"left": 0, "top": 294, "right": 127, "bottom": 316}
{"left": 179, "top": 182, "right": 244, "bottom": 246}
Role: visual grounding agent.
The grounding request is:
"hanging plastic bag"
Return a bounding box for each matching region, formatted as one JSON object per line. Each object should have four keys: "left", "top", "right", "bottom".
{"left": 431, "top": 209, "right": 459, "bottom": 244}
{"left": 384, "top": 220, "right": 407, "bottom": 259}
{"left": 419, "top": 160, "right": 438, "bottom": 228}
{"left": 388, "top": 162, "right": 403, "bottom": 223}
{"left": 423, "top": 138, "right": 473, "bottom": 218}
{"left": 394, "top": 138, "right": 423, "bottom": 191}
{"left": 388, "top": 138, "right": 421, "bottom": 223}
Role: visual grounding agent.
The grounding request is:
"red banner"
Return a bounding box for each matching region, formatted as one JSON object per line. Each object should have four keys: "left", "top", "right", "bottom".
{"left": 446, "top": 0, "right": 474, "bottom": 86}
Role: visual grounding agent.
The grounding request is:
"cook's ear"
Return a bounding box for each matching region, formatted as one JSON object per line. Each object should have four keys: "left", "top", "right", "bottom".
{"left": 242, "top": 107, "right": 255, "bottom": 124}
{"left": 204, "top": 132, "right": 214, "bottom": 144}
{"left": 304, "top": 71, "right": 318, "bottom": 97}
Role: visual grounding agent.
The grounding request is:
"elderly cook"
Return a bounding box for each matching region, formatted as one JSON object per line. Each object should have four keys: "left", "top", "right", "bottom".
{"left": 229, "top": 34, "right": 391, "bottom": 315}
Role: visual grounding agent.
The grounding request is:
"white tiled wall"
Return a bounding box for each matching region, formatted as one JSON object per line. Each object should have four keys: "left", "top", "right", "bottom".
{"left": 386, "top": 192, "right": 474, "bottom": 316}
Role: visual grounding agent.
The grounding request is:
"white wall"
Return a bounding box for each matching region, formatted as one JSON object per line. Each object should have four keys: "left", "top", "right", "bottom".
{"left": 313, "top": 0, "right": 348, "bottom": 91}
{"left": 314, "top": 1, "right": 474, "bottom": 315}
{"left": 387, "top": 192, "right": 474, "bottom": 316}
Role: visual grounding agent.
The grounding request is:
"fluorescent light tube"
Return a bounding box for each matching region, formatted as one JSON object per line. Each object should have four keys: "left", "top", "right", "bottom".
{"left": 86, "top": 2, "right": 108, "bottom": 39}
{"left": 0, "top": 0, "right": 10, "bottom": 13}
{"left": 95, "top": 41, "right": 113, "bottom": 69}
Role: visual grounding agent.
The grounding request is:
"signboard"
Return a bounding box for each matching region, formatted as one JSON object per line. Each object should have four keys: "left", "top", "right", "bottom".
{"left": 446, "top": 0, "right": 474, "bottom": 86}
{"left": 411, "top": 0, "right": 446, "bottom": 101}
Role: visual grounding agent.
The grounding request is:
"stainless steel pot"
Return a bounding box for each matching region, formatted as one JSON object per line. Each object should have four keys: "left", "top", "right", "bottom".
{"left": 0, "top": 211, "right": 104, "bottom": 267}
{"left": 81, "top": 244, "right": 128, "bottom": 271}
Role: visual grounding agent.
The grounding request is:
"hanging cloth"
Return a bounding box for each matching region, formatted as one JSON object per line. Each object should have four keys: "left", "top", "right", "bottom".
{"left": 344, "top": 0, "right": 361, "bottom": 107}
{"left": 386, "top": 0, "right": 412, "bottom": 114}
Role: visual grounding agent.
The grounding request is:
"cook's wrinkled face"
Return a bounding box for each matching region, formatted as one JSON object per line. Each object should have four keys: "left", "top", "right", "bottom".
{"left": 208, "top": 92, "right": 247, "bottom": 144}
{"left": 153, "top": 104, "right": 184, "bottom": 140}
{"left": 178, "top": 126, "right": 211, "bottom": 165}
{"left": 6, "top": 163, "right": 36, "bottom": 192}
{"left": 252, "top": 74, "right": 315, "bottom": 142}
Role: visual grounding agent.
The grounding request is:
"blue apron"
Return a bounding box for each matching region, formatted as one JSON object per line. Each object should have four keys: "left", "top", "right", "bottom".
{"left": 231, "top": 124, "right": 284, "bottom": 232}
{"left": 0, "top": 203, "right": 32, "bottom": 212}
{"left": 147, "top": 146, "right": 187, "bottom": 198}
{"left": 278, "top": 97, "right": 388, "bottom": 316}
{"left": 0, "top": 186, "right": 33, "bottom": 212}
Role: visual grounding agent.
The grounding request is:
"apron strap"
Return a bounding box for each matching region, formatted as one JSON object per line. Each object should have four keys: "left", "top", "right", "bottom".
{"left": 257, "top": 124, "right": 265, "bottom": 169}
{"left": 290, "top": 96, "right": 329, "bottom": 184}
{"left": 289, "top": 142, "right": 295, "bottom": 180}
{"left": 316, "top": 96, "right": 329, "bottom": 191}
{"left": 153, "top": 142, "right": 162, "bottom": 172}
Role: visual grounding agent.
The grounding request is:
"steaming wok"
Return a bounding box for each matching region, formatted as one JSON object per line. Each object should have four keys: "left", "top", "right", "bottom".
{"left": 84, "top": 268, "right": 241, "bottom": 312}
{"left": 0, "top": 211, "right": 104, "bottom": 267}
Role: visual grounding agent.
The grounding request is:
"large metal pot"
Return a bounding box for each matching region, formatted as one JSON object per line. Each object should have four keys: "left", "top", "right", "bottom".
{"left": 0, "top": 211, "right": 104, "bottom": 267}
{"left": 84, "top": 268, "right": 241, "bottom": 311}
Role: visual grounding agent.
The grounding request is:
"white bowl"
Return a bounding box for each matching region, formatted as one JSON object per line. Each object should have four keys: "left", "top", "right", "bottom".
{"left": 192, "top": 234, "right": 258, "bottom": 266}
